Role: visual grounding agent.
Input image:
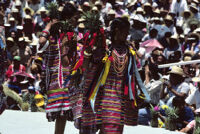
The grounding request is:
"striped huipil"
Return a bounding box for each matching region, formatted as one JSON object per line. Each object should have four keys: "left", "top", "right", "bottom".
{"left": 45, "top": 42, "right": 73, "bottom": 121}
{"left": 81, "top": 51, "right": 138, "bottom": 132}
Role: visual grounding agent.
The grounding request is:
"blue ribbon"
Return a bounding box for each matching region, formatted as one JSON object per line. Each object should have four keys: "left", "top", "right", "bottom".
{"left": 0, "top": 37, "right": 5, "bottom": 49}
{"left": 128, "top": 55, "right": 134, "bottom": 100}
{"left": 133, "top": 56, "right": 151, "bottom": 102}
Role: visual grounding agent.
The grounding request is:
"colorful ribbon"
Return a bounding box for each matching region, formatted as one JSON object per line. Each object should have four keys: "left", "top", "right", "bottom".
{"left": 89, "top": 55, "right": 111, "bottom": 112}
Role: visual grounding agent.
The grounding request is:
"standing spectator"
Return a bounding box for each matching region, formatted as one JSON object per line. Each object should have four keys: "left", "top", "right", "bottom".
{"left": 170, "top": 0, "right": 188, "bottom": 17}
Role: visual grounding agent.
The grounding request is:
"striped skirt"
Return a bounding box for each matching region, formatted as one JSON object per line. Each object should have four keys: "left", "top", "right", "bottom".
{"left": 81, "top": 64, "right": 138, "bottom": 130}
{"left": 45, "top": 43, "right": 73, "bottom": 121}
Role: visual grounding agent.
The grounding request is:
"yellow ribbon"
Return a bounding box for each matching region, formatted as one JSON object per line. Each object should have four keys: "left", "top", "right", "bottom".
{"left": 129, "top": 47, "right": 136, "bottom": 56}
{"left": 89, "top": 55, "right": 111, "bottom": 101}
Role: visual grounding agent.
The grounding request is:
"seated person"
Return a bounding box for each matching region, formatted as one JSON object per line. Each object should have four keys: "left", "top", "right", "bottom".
{"left": 138, "top": 102, "right": 151, "bottom": 126}
{"left": 180, "top": 108, "right": 200, "bottom": 133}
{"left": 172, "top": 96, "right": 194, "bottom": 130}
{"left": 160, "top": 66, "right": 190, "bottom": 107}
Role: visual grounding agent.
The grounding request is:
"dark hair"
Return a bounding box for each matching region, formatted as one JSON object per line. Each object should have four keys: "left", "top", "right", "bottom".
{"left": 61, "top": 3, "right": 77, "bottom": 20}
{"left": 0, "top": 85, "right": 3, "bottom": 91}
{"left": 172, "top": 96, "right": 185, "bottom": 107}
{"left": 110, "top": 17, "right": 130, "bottom": 42}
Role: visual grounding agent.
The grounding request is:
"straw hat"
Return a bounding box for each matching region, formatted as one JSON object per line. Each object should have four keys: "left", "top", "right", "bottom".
{"left": 16, "top": 25, "right": 23, "bottom": 30}
{"left": 192, "top": 77, "right": 200, "bottom": 82}
{"left": 78, "top": 18, "right": 85, "bottom": 23}
{"left": 164, "top": 15, "right": 173, "bottom": 22}
{"left": 194, "top": 28, "right": 200, "bottom": 33}
{"left": 136, "top": 7, "right": 144, "bottom": 15}
{"left": 181, "top": 9, "right": 193, "bottom": 18}
{"left": 188, "top": 32, "right": 200, "bottom": 41}
{"left": 78, "top": 23, "right": 85, "bottom": 29}
{"left": 190, "top": 2, "right": 198, "bottom": 12}
{"left": 78, "top": 8, "right": 83, "bottom": 13}
{"left": 30, "top": 40, "right": 38, "bottom": 46}
{"left": 184, "top": 50, "right": 194, "bottom": 57}
{"left": 170, "top": 34, "right": 179, "bottom": 41}
{"left": 9, "top": 17, "right": 15, "bottom": 22}
{"left": 92, "top": 6, "right": 98, "bottom": 11}
{"left": 132, "top": 14, "right": 146, "bottom": 23}
{"left": 83, "top": 2, "right": 90, "bottom": 7}
{"left": 15, "top": 0, "right": 22, "bottom": 6}
{"left": 4, "top": 23, "right": 11, "bottom": 27}
{"left": 192, "top": 0, "right": 199, "bottom": 4}
{"left": 24, "top": 37, "right": 31, "bottom": 43}
{"left": 154, "top": 8, "right": 160, "bottom": 14}
{"left": 95, "top": 1, "right": 102, "bottom": 6}
{"left": 183, "top": 56, "right": 192, "bottom": 61}
{"left": 12, "top": 8, "right": 19, "bottom": 13}
{"left": 7, "top": 37, "right": 14, "bottom": 42}
{"left": 127, "top": 0, "right": 136, "bottom": 8}
{"left": 34, "top": 94, "right": 44, "bottom": 107}
{"left": 38, "top": 7, "right": 47, "bottom": 14}
{"left": 144, "top": 2, "right": 152, "bottom": 7}
{"left": 18, "top": 37, "right": 25, "bottom": 42}
{"left": 179, "top": 34, "right": 185, "bottom": 39}
{"left": 168, "top": 66, "right": 185, "bottom": 76}
{"left": 108, "top": 9, "right": 116, "bottom": 15}
{"left": 69, "top": 1, "right": 75, "bottom": 6}
{"left": 169, "top": 12, "right": 176, "bottom": 18}
{"left": 58, "top": 6, "right": 64, "bottom": 12}
{"left": 24, "top": 15, "right": 32, "bottom": 20}
{"left": 23, "top": 6, "right": 34, "bottom": 16}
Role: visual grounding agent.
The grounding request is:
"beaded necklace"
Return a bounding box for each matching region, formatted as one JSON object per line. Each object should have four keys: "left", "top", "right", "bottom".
{"left": 112, "top": 48, "right": 128, "bottom": 75}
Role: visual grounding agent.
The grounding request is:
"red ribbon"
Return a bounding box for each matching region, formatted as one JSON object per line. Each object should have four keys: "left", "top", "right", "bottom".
{"left": 59, "top": 33, "right": 65, "bottom": 41}
{"left": 124, "top": 84, "right": 128, "bottom": 95}
{"left": 59, "top": 32, "right": 74, "bottom": 42}
{"left": 100, "top": 28, "right": 106, "bottom": 48}
{"left": 89, "top": 33, "right": 97, "bottom": 47}
{"left": 42, "top": 17, "right": 50, "bottom": 23}
{"left": 83, "top": 31, "right": 90, "bottom": 46}
{"left": 67, "top": 32, "right": 74, "bottom": 41}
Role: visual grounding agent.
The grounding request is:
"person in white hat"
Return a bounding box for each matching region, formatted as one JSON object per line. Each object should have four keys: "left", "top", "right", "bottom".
{"left": 8, "top": 17, "right": 17, "bottom": 33}
{"left": 184, "top": 32, "right": 200, "bottom": 54}
{"left": 189, "top": 2, "right": 200, "bottom": 20}
{"left": 143, "top": 2, "right": 153, "bottom": 20}
{"left": 164, "top": 34, "right": 182, "bottom": 60}
{"left": 160, "top": 66, "right": 190, "bottom": 107}
{"left": 23, "top": 15, "right": 34, "bottom": 40}
{"left": 34, "top": 7, "right": 49, "bottom": 34}
{"left": 6, "top": 37, "right": 16, "bottom": 64}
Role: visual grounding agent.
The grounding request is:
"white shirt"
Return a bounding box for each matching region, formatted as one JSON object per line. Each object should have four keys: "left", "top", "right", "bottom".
{"left": 170, "top": 0, "right": 188, "bottom": 17}
{"left": 167, "top": 82, "right": 190, "bottom": 98}
{"left": 186, "top": 89, "right": 200, "bottom": 109}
